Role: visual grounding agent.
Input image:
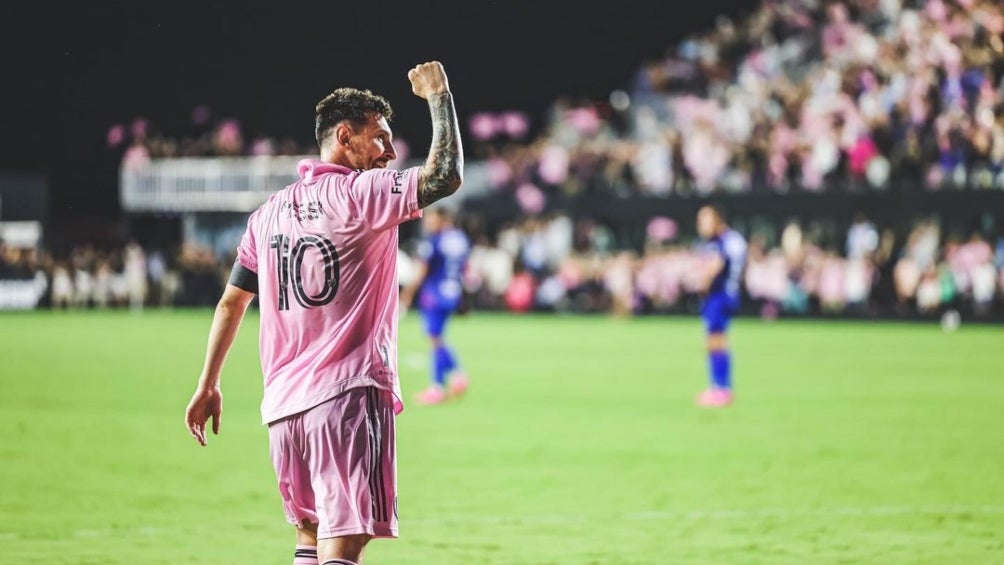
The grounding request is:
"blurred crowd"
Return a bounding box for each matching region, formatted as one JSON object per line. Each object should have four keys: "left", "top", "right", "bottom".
{"left": 738, "top": 217, "right": 1002, "bottom": 317}
{"left": 399, "top": 213, "right": 1004, "bottom": 319}
{"left": 115, "top": 1, "right": 1004, "bottom": 199}
{"left": 0, "top": 240, "right": 229, "bottom": 310}
{"left": 468, "top": 0, "right": 1004, "bottom": 209}
{"left": 111, "top": 108, "right": 314, "bottom": 171}
{"left": 4, "top": 214, "right": 1002, "bottom": 318}
{"left": 74, "top": 0, "right": 1004, "bottom": 320}
{"left": 109, "top": 105, "right": 416, "bottom": 171}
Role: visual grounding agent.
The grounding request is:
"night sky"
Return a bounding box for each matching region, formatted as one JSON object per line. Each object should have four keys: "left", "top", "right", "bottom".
{"left": 0, "top": 1, "right": 747, "bottom": 225}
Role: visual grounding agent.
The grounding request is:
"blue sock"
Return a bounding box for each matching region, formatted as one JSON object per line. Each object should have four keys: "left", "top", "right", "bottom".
{"left": 709, "top": 350, "right": 731, "bottom": 390}
{"left": 433, "top": 344, "right": 457, "bottom": 386}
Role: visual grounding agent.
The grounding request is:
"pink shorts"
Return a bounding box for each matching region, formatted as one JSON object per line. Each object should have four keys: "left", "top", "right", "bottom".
{"left": 268, "top": 386, "right": 398, "bottom": 539}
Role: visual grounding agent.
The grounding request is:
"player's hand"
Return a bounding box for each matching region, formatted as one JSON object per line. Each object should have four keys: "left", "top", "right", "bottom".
{"left": 408, "top": 61, "right": 450, "bottom": 100}
{"left": 185, "top": 385, "right": 222, "bottom": 446}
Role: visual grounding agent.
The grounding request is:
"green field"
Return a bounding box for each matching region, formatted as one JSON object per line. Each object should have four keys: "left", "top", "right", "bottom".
{"left": 0, "top": 310, "right": 1002, "bottom": 564}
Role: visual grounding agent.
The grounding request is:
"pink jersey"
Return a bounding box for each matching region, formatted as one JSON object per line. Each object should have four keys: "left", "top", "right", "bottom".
{"left": 236, "top": 159, "right": 422, "bottom": 424}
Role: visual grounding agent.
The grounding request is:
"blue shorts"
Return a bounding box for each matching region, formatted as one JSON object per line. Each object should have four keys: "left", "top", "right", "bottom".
{"left": 419, "top": 291, "right": 459, "bottom": 338}
{"left": 701, "top": 293, "right": 738, "bottom": 334}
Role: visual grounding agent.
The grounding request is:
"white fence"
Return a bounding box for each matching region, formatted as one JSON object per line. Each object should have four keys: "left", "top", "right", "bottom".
{"left": 121, "top": 156, "right": 491, "bottom": 213}
{"left": 121, "top": 156, "right": 308, "bottom": 212}
{"left": 0, "top": 278, "right": 46, "bottom": 310}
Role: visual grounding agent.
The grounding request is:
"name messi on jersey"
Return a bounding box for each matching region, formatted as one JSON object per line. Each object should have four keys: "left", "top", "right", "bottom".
{"left": 280, "top": 200, "right": 323, "bottom": 222}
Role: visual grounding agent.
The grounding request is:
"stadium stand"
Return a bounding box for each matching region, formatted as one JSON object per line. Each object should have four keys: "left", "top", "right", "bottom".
{"left": 9, "top": 0, "right": 1001, "bottom": 319}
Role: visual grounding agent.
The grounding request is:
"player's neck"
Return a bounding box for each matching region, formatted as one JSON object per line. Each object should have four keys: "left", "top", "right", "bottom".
{"left": 328, "top": 157, "right": 356, "bottom": 170}
{"left": 321, "top": 147, "right": 356, "bottom": 170}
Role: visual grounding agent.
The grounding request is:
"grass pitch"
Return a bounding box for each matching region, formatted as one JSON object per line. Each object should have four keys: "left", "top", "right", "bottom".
{"left": 0, "top": 310, "right": 1001, "bottom": 564}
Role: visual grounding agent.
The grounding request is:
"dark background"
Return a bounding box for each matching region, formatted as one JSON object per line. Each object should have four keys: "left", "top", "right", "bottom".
{"left": 0, "top": 0, "right": 748, "bottom": 225}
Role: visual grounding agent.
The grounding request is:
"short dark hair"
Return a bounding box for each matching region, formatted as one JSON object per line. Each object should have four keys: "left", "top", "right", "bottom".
{"left": 314, "top": 88, "right": 393, "bottom": 148}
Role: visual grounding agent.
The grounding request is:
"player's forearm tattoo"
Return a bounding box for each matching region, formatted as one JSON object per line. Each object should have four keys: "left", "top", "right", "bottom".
{"left": 418, "top": 92, "right": 463, "bottom": 208}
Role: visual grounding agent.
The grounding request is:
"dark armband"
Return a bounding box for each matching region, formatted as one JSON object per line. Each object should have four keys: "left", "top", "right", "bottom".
{"left": 229, "top": 261, "right": 259, "bottom": 294}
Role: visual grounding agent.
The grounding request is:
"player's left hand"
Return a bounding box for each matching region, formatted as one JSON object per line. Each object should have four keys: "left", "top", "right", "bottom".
{"left": 185, "top": 385, "right": 222, "bottom": 446}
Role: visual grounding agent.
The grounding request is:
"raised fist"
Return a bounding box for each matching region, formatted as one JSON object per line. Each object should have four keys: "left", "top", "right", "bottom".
{"left": 408, "top": 61, "right": 450, "bottom": 100}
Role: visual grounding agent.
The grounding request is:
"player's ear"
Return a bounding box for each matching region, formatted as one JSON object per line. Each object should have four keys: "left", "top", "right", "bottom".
{"left": 335, "top": 123, "right": 353, "bottom": 149}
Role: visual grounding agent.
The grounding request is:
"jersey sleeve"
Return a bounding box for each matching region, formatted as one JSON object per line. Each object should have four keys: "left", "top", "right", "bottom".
{"left": 348, "top": 166, "right": 423, "bottom": 232}
{"left": 236, "top": 209, "right": 259, "bottom": 274}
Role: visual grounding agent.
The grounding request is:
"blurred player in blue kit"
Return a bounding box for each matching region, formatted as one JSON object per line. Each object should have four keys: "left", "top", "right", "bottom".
{"left": 401, "top": 208, "right": 470, "bottom": 405}
{"left": 695, "top": 205, "right": 746, "bottom": 407}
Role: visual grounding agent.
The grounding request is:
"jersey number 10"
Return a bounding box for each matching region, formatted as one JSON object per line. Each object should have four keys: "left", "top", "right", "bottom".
{"left": 270, "top": 234, "right": 340, "bottom": 311}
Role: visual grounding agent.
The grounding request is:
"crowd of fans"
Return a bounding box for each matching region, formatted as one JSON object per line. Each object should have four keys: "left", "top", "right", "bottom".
{"left": 110, "top": 108, "right": 321, "bottom": 171}
{"left": 444, "top": 0, "right": 1004, "bottom": 316}
{"left": 115, "top": 1, "right": 1004, "bottom": 200}
{"left": 112, "top": 110, "right": 419, "bottom": 172}
{"left": 0, "top": 240, "right": 228, "bottom": 310}
{"left": 429, "top": 213, "right": 1004, "bottom": 319}
{"left": 70, "top": 0, "right": 1004, "bottom": 320}
{"left": 467, "top": 0, "right": 1004, "bottom": 210}
{"left": 3, "top": 213, "right": 1002, "bottom": 319}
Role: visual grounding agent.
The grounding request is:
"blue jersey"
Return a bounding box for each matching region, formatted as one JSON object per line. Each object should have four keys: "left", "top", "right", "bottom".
{"left": 418, "top": 228, "right": 470, "bottom": 308}
{"left": 704, "top": 229, "right": 747, "bottom": 299}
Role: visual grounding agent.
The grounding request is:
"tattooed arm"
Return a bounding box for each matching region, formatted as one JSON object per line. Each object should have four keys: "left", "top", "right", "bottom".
{"left": 408, "top": 61, "right": 464, "bottom": 208}
{"left": 418, "top": 92, "right": 463, "bottom": 207}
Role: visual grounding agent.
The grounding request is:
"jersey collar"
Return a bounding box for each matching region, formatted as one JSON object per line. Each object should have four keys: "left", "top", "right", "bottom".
{"left": 297, "top": 159, "right": 354, "bottom": 183}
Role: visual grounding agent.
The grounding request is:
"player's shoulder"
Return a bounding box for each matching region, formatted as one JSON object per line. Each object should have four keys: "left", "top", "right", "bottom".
{"left": 340, "top": 167, "right": 418, "bottom": 204}
{"left": 350, "top": 166, "right": 413, "bottom": 184}
{"left": 296, "top": 164, "right": 359, "bottom": 199}
{"left": 416, "top": 238, "right": 434, "bottom": 260}
{"left": 725, "top": 229, "right": 746, "bottom": 245}
{"left": 245, "top": 197, "right": 272, "bottom": 224}
{"left": 252, "top": 188, "right": 291, "bottom": 216}
{"left": 723, "top": 230, "right": 747, "bottom": 255}
{"left": 309, "top": 167, "right": 359, "bottom": 193}
{"left": 706, "top": 234, "right": 725, "bottom": 250}
{"left": 440, "top": 229, "right": 470, "bottom": 255}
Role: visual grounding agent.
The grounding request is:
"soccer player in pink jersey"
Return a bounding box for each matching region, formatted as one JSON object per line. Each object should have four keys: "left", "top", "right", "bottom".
{"left": 184, "top": 61, "right": 463, "bottom": 565}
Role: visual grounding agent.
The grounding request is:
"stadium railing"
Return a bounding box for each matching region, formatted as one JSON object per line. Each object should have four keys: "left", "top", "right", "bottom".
{"left": 121, "top": 157, "right": 490, "bottom": 213}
